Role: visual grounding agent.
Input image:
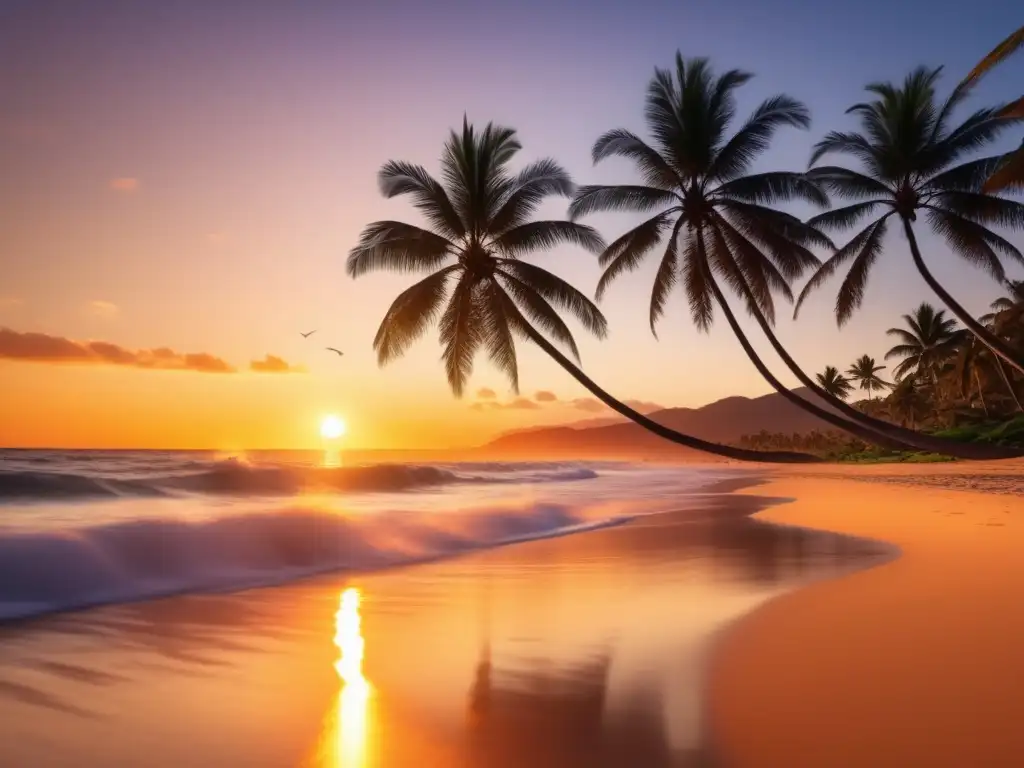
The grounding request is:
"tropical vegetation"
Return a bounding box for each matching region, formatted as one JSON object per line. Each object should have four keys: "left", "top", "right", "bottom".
{"left": 349, "top": 29, "right": 1024, "bottom": 465}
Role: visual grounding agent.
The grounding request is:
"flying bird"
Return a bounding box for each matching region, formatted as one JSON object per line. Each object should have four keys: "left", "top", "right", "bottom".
{"left": 300, "top": 330, "right": 317, "bottom": 338}
{"left": 326, "top": 347, "right": 344, "bottom": 356}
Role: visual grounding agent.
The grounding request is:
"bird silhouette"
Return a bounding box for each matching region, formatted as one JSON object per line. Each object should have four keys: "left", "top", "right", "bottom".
{"left": 326, "top": 347, "right": 344, "bottom": 356}
{"left": 300, "top": 330, "right": 317, "bottom": 338}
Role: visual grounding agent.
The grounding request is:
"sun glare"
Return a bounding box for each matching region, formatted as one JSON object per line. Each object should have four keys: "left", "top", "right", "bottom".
{"left": 321, "top": 415, "right": 346, "bottom": 440}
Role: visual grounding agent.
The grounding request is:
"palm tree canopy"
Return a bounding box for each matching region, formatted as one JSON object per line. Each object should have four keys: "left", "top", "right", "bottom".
{"left": 846, "top": 354, "right": 891, "bottom": 392}
{"left": 570, "top": 53, "right": 831, "bottom": 336}
{"left": 348, "top": 118, "right": 607, "bottom": 396}
{"left": 796, "top": 66, "right": 1024, "bottom": 325}
{"left": 884, "top": 302, "right": 962, "bottom": 380}
{"left": 816, "top": 365, "right": 854, "bottom": 399}
{"left": 991, "top": 278, "right": 1024, "bottom": 312}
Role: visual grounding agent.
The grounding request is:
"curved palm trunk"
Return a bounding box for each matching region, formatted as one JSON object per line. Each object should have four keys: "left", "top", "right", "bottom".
{"left": 974, "top": 368, "right": 990, "bottom": 417}
{"left": 903, "top": 218, "right": 1024, "bottom": 376}
{"left": 726, "top": 234, "right": 1023, "bottom": 460}
{"left": 698, "top": 257, "right": 910, "bottom": 452}
{"left": 517, "top": 323, "right": 822, "bottom": 464}
{"left": 996, "top": 360, "right": 1024, "bottom": 413}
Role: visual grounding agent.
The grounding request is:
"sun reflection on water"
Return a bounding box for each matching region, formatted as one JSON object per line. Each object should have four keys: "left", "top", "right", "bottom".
{"left": 308, "top": 587, "right": 371, "bottom": 767}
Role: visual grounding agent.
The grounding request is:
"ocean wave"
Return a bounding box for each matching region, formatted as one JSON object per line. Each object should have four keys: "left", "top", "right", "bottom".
{"left": 0, "top": 460, "right": 599, "bottom": 501}
{"left": 0, "top": 503, "right": 624, "bottom": 621}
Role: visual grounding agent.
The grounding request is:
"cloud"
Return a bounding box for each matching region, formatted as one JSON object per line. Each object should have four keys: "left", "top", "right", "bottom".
{"left": 569, "top": 397, "right": 664, "bottom": 414}
{"left": 0, "top": 328, "right": 235, "bottom": 373}
{"left": 476, "top": 387, "right": 497, "bottom": 400}
{"left": 470, "top": 396, "right": 541, "bottom": 412}
{"left": 534, "top": 390, "right": 558, "bottom": 402}
{"left": 0, "top": 297, "right": 24, "bottom": 312}
{"left": 88, "top": 300, "right": 119, "bottom": 319}
{"left": 109, "top": 177, "right": 139, "bottom": 193}
{"left": 249, "top": 354, "right": 305, "bottom": 373}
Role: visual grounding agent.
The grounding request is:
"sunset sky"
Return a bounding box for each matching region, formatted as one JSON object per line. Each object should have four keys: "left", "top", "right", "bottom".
{"left": 1, "top": 0, "right": 1021, "bottom": 450}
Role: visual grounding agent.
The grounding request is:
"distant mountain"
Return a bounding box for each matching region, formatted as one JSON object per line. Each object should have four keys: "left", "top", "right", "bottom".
{"left": 480, "top": 388, "right": 841, "bottom": 459}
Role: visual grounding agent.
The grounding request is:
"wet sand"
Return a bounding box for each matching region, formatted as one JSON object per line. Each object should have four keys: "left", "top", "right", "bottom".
{"left": 0, "top": 478, "right": 885, "bottom": 767}
{"left": 709, "top": 461, "right": 1024, "bottom": 768}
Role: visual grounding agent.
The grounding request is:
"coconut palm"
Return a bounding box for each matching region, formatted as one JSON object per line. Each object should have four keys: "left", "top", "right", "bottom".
{"left": 884, "top": 302, "right": 961, "bottom": 383}
{"left": 570, "top": 54, "right": 1018, "bottom": 459}
{"left": 816, "top": 366, "right": 854, "bottom": 400}
{"left": 988, "top": 279, "right": 1024, "bottom": 315}
{"left": 796, "top": 66, "right": 1024, "bottom": 377}
{"left": 887, "top": 378, "right": 932, "bottom": 429}
{"left": 568, "top": 53, "right": 921, "bottom": 452}
{"left": 957, "top": 24, "right": 1024, "bottom": 192}
{"left": 348, "top": 118, "right": 818, "bottom": 463}
{"left": 847, "top": 355, "right": 891, "bottom": 400}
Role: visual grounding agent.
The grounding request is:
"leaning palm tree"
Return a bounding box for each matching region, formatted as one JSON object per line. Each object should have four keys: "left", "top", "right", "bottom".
{"left": 568, "top": 54, "right": 918, "bottom": 452}
{"left": 957, "top": 24, "right": 1024, "bottom": 192}
{"left": 884, "top": 302, "right": 961, "bottom": 383}
{"left": 796, "top": 66, "right": 1024, "bottom": 377}
{"left": 348, "top": 118, "right": 818, "bottom": 463}
{"left": 816, "top": 366, "right": 854, "bottom": 400}
{"left": 568, "top": 54, "right": 1017, "bottom": 459}
{"left": 847, "top": 355, "right": 891, "bottom": 400}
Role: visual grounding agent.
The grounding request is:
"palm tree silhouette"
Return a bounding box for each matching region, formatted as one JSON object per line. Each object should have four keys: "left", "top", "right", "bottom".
{"left": 796, "top": 66, "right": 1024, "bottom": 377}
{"left": 957, "top": 24, "right": 1024, "bottom": 192}
{"left": 846, "top": 355, "right": 891, "bottom": 400}
{"left": 884, "top": 303, "right": 961, "bottom": 384}
{"left": 987, "top": 279, "right": 1024, "bottom": 316}
{"left": 348, "top": 118, "right": 818, "bottom": 463}
{"left": 569, "top": 54, "right": 1017, "bottom": 459}
{"left": 815, "top": 366, "right": 854, "bottom": 401}
{"left": 569, "top": 53, "right": 918, "bottom": 452}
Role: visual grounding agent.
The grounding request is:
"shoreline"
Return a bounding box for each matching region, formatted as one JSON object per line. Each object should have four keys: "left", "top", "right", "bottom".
{"left": 707, "top": 462, "right": 1024, "bottom": 767}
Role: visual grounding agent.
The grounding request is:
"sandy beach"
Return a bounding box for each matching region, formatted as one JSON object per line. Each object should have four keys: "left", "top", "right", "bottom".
{"left": 709, "top": 460, "right": 1024, "bottom": 767}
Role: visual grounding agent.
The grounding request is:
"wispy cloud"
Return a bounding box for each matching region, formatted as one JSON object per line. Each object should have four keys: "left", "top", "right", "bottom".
{"left": 88, "top": 300, "right": 119, "bottom": 319}
{"left": 534, "top": 390, "right": 557, "bottom": 402}
{"left": 476, "top": 387, "right": 497, "bottom": 400}
{"left": 470, "top": 397, "right": 541, "bottom": 412}
{"left": 0, "top": 328, "right": 234, "bottom": 373}
{"left": 0, "top": 297, "right": 24, "bottom": 312}
{"left": 109, "top": 177, "right": 139, "bottom": 193}
{"left": 249, "top": 354, "right": 305, "bottom": 373}
{"left": 569, "top": 397, "right": 663, "bottom": 413}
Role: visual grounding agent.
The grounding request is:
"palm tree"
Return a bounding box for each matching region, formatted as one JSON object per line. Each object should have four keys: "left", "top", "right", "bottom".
{"left": 569, "top": 54, "right": 1018, "bottom": 459}
{"left": 957, "top": 24, "right": 1024, "bottom": 192}
{"left": 796, "top": 67, "right": 1024, "bottom": 377}
{"left": 348, "top": 118, "right": 818, "bottom": 463}
{"left": 568, "top": 53, "right": 917, "bottom": 452}
{"left": 816, "top": 366, "right": 854, "bottom": 400}
{"left": 988, "top": 279, "right": 1024, "bottom": 315}
{"left": 847, "top": 355, "right": 891, "bottom": 400}
{"left": 887, "top": 377, "right": 931, "bottom": 430}
{"left": 884, "top": 302, "right": 961, "bottom": 383}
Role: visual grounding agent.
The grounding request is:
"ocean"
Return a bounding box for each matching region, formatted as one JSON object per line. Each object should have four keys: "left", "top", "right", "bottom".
{"left": 0, "top": 450, "right": 741, "bottom": 622}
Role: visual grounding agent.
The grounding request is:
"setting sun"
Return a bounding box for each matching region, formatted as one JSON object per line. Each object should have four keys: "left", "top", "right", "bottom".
{"left": 321, "top": 415, "right": 346, "bottom": 440}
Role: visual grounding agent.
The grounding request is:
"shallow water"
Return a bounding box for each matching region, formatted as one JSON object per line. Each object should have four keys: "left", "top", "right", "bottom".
{"left": 0, "top": 482, "right": 890, "bottom": 767}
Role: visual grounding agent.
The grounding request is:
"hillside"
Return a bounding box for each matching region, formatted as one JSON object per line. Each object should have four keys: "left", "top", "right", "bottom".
{"left": 480, "top": 388, "right": 841, "bottom": 459}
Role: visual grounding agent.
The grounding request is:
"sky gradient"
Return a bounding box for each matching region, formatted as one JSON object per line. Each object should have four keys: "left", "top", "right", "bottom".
{"left": 1, "top": 0, "right": 1022, "bottom": 449}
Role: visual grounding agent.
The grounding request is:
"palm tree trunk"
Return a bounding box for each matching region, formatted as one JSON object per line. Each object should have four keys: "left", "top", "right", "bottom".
{"left": 697, "top": 252, "right": 910, "bottom": 451}
{"left": 515, "top": 322, "right": 821, "bottom": 464}
{"left": 974, "top": 368, "right": 990, "bottom": 418}
{"left": 997, "top": 359, "right": 1024, "bottom": 413}
{"left": 723, "top": 237, "right": 1020, "bottom": 459}
{"left": 903, "top": 217, "right": 1024, "bottom": 376}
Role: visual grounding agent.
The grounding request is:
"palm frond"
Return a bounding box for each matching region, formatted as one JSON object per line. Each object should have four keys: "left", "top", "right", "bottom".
{"left": 438, "top": 275, "right": 485, "bottom": 396}
{"left": 834, "top": 216, "right": 889, "bottom": 325}
{"left": 933, "top": 191, "right": 1024, "bottom": 228}
{"left": 707, "top": 219, "right": 777, "bottom": 323}
{"left": 807, "top": 166, "right": 893, "bottom": 200}
{"left": 924, "top": 207, "right": 1010, "bottom": 280}
{"left": 717, "top": 201, "right": 824, "bottom": 279}
{"left": 710, "top": 96, "right": 812, "bottom": 181}
{"left": 714, "top": 171, "right": 829, "bottom": 207}
{"left": 807, "top": 200, "right": 889, "bottom": 232}
{"left": 649, "top": 220, "right": 684, "bottom": 336}
{"left": 377, "top": 161, "right": 466, "bottom": 238}
{"left": 984, "top": 145, "right": 1024, "bottom": 192}
{"left": 495, "top": 260, "right": 608, "bottom": 338}
{"left": 591, "top": 128, "right": 679, "bottom": 188}
{"left": 595, "top": 211, "right": 676, "bottom": 299}
{"left": 923, "top": 155, "right": 1010, "bottom": 192}
{"left": 960, "top": 25, "right": 1024, "bottom": 88}
{"left": 497, "top": 272, "right": 581, "bottom": 361}
{"left": 809, "top": 133, "right": 882, "bottom": 174}
{"left": 488, "top": 159, "right": 575, "bottom": 235}
{"left": 478, "top": 281, "right": 520, "bottom": 393}
{"left": 372, "top": 266, "right": 459, "bottom": 365}
{"left": 347, "top": 221, "right": 454, "bottom": 277}
{"left": 679, "top": 231, "right": 713, "bottom": 331}
{"left": 492, "top": 221, "right": 605, "bottom": 258}
{"left": 568, "top": 185, "right": 680, "bottom": 221}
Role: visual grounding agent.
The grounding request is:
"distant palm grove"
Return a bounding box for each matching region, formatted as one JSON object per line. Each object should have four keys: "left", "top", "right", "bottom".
{"left": 348, "top": 25, "right": 1024, "bottom": 464}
